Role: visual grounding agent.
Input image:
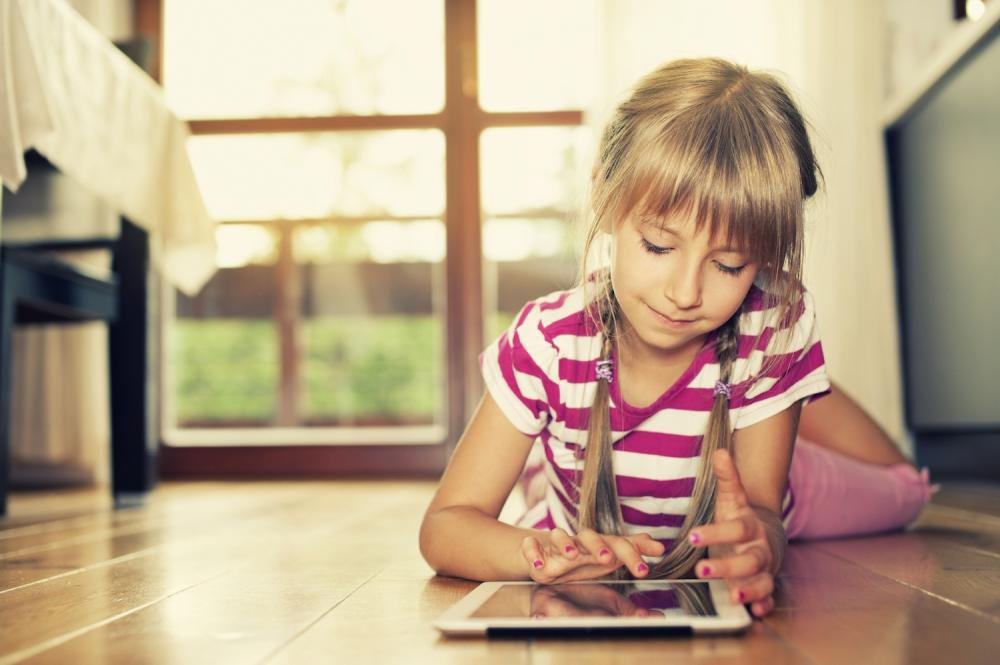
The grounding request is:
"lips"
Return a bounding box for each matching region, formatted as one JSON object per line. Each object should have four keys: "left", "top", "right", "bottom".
{"left": 645, "top": 303, "right": 696, "bottom": 327}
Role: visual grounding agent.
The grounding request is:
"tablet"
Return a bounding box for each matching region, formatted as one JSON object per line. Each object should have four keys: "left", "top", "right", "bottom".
{"left": 433, "top": 579, "right": 752, "bottom": 636}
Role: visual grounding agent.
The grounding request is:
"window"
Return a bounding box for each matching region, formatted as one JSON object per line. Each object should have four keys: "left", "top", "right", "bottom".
{"left": 153, "top": 0, "right": 596, "bottom": 473}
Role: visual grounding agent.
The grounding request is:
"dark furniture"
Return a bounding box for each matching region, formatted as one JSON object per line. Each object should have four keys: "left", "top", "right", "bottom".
{"left": 886, "top": 18, "right": 1000, "bottom": 479}
{"left": 0, "top": 218, "right": 156, "bottom": 514}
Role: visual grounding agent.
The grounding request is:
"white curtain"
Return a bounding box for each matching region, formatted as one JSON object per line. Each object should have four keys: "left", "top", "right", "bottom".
{"left": 593, "top": 0, "right": 907, "bottom": 449}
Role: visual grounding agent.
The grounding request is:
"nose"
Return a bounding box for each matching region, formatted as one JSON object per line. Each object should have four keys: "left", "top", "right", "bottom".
{"left": 664, "top": 257, "right": 702, "bottom": 310}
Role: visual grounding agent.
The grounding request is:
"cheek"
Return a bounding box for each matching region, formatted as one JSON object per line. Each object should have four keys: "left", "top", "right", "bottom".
{"left": 707, "top": 273, "right": 756, "bottom": 316}
{"left": 611, "top": 250, "right": 657, "bottom": 296}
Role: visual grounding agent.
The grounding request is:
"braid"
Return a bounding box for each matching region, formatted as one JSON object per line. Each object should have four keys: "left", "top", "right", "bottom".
{"left": 577, "top": 269, "right": 745, "bottom": 580}
{"left": 647, "top": 310, "right": 742, "bottom": 579}
{"left": 577, "top": 276, "right": 625, "bottom": 537}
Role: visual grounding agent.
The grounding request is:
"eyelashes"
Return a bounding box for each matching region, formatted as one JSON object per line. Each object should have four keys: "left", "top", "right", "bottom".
{"left": 715, "top": 262, "right": 748, "bottom": 277}
{"left": 640, "top": 237, "right": 671, "bottom": 255}
{"left": 639, "top": 237, "right": 747, "bottom": 277}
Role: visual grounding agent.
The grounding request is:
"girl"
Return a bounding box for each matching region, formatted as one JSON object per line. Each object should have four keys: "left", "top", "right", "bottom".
{"left": 419, "top": 57, "right": 935, "bottom": 619}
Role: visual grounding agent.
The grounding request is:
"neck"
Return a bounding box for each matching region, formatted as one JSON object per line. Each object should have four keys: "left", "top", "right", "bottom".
{"left": 615, "top": 322, "right": 707, "bottom": 371}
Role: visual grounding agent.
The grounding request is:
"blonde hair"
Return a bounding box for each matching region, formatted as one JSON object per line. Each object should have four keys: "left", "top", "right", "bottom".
{"left": 576, "top": 58, "right": 821, "bottom": 578}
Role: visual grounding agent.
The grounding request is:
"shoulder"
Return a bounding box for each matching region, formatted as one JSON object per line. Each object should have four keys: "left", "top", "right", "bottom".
{"left": 479, "top": 286, "right": 598, "bottom": 435}
{"left": 730, "top": 280, "right": 830, "bottom": 426}
{"left": 738, "top": 280, "right": 818, "bottom": 342}
{"left": 503, "top": 286, "right": 596, "bottom": 358}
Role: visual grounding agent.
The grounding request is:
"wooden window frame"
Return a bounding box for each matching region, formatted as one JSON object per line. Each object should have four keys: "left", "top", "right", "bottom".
{"left": 140, "top": 0, "right": 583, "bottom": 477}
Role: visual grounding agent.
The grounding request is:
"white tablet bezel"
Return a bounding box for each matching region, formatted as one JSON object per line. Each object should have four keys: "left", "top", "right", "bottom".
{"left": 433, "top": 580, "right": 753, "bottom": 636}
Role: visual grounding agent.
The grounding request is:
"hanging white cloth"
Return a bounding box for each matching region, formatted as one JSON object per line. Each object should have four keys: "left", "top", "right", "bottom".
{"left": 0, "top": 0, "right": 216, "bottom": 294}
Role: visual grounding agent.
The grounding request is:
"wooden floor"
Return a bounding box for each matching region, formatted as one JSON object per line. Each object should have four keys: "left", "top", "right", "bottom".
{"left": 2, "top": 479, "right": 1000, "bottom": 664}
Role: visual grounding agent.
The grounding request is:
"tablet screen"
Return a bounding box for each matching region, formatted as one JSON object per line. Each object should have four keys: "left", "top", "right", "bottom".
{"left": 470, "top": 581, "right": 718, "bottom": 619}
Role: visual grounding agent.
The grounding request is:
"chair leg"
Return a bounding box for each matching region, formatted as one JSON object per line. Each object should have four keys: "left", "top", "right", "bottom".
{"left": 0, "top": 261, "right": 16, "bottom": 516}
{"left": 109, "top": 218, "right": 156, "bottom": 500}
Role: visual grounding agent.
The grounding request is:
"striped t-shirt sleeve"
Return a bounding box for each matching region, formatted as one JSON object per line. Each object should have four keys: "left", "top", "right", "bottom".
{"left": 479, "top": 300, "right": 558, "bottom": 436}
{"left": 733, "top": 289, "right": 831, "bottom": 430}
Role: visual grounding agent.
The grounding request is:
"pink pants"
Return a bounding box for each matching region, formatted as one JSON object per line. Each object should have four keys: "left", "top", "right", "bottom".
{"left": 784, "top": 437, "right": 939, "bottom": 540}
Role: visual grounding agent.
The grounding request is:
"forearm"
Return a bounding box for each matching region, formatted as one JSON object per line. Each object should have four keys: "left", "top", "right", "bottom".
{"left": 419, "top": 505, "right": 545, "bottom": 581}
{"left": 751, "top": 504, "right": 788, "bottom": 576}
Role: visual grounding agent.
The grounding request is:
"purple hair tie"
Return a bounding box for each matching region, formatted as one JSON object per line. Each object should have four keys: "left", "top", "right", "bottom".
{"left": 596, "top": 359, "right": 614, "bottom": 383}
{"left": 713, "top": 380, "right": 732, "bottom": 401}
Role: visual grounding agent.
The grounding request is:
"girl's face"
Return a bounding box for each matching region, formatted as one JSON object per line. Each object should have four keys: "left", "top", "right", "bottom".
{"left": 610, "top": 211, "right": 759, "bottom": 364}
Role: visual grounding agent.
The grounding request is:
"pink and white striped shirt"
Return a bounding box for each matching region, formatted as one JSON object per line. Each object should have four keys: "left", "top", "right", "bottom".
{"left": 480, "top": 283, "right": 830, "bottom": 554}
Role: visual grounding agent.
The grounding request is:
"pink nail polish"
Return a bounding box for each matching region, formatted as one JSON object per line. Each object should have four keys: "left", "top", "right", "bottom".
{"left": 700, "top": 565, "right": 711, "bottom": 577}
{"left": 564, "top": 545, "right": 575, "bottom": 554}
{"left": 738, "top": 590, "right": 746, "bottom": 602}
{"left": 690, "top": 532, "right": 701, "bottom": 545}
{"left": 637, "top": 562, "right": 649, "bottom": 574}
{"left": 533, "top": 559, "right": 543, "bottom": 569}
{"left": 599, "top": 548, "right": 610, "bottom": 557}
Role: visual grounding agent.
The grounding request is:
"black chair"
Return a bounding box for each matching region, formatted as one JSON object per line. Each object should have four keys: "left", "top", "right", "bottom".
{"left": 0, "top": 218, "right": 156, "bottom": 515}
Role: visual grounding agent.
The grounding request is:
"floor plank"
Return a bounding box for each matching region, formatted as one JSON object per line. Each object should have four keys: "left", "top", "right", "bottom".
{"left": 1, "top": 479, "right": 999, "bottom": 665}
{"left": 0, "top": 486, "right": 324, "bottom": 663}
{"left": 763, "top": 542, "right": 1000, "bottom": 664}
{"left": 8, "top": 485, "right": 429, "bottom": 665}
{"left": 0, "top": 486, "right": 321, "bottom": 592}
{"left": 811, "top": 529, "right": 1000, "bottom": 621}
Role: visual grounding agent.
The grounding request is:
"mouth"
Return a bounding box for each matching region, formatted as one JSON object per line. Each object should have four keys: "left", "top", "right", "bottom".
{"left": 645, "top": 303, "right": 697, "bottom": 328}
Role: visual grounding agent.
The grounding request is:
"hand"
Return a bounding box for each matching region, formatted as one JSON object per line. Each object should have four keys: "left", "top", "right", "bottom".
{"left": 687, "top": 449, "right": 782, "bottom": 618}
{"left": 530, "top": 583, "right": 657, "bottom": 618}
{"left": 521, "top": 528, "right": 666, "bottom": 584}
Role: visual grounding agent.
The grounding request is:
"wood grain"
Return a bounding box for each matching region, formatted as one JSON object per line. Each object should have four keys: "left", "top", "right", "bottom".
{"left": 1, "top": 480, "right": 998, "bottom": 664}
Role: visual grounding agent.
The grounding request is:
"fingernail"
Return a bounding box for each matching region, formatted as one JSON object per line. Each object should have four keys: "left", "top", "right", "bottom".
{"left": 700, "top": 565, "right": 712, "bottom": 577}
{"left": 689, "top": 532, "right": 701, "bottom": 545}
{"left": 738, "top": 590, "right": 746, "bottom": 602}
{"left": 533, "top": 559, "right": 543, "bottom": 569}
{"left": 637, "top": 562, "right": 649, "bottom": 574}
{"left": 564, "top": 545, "right": 576, "bottom": 554}
{"left": 599, "top": 548, "right": 610, "bottom": 557}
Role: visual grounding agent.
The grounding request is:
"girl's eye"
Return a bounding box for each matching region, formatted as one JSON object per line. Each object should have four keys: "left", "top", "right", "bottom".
{"left": 714, "top": 261, "right": 747, "bottom": 277}
{"left": 640, "top": 238, "right": 672, "bottom": 255}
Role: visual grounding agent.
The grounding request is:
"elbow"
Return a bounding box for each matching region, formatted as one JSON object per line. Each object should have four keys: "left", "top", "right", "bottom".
{"left": 418, "top": 508, "right": 448, "bottom": 575}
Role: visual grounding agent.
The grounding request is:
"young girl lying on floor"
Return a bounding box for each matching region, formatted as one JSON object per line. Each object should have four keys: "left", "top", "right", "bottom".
{"left": 420, "top": 57, "right": 936, "bottom": 619}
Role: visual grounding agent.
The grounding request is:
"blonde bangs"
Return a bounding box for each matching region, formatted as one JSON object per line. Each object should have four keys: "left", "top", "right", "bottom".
{"left": 600, "top": 101, "right": 804, "bottom": 278}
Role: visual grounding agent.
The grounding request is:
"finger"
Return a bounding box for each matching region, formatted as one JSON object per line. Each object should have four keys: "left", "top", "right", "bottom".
{"left": 606, "top": 536, "right": 650, "bottom": 578}
{"left": 548, "top": 528, "right": 580, "bottom": 559}
{"left": 750, "top": 596, "right": 775, "bottom": 618}
{"left": 712, "top": 449, "right": 750, "bottom": 508}
{"left": 694, "top": 545, "right": 768, "bottom": 579}
{"left": 728, "top": 571, "right": 774, "bottom": 605}
{"left": 688, "top": 514, "right": 758, "bottom": 548}
{"left": 627, "top": 533, "right": 667, "bottom": 557}
{"left": 521, "top": 536, "right": 546, "bottom": 571}
{"left": 548, "top": 561, "right": 623, "bottom": 584}
{"left": 576, "top": 529, "right": 616, "bottom": 565}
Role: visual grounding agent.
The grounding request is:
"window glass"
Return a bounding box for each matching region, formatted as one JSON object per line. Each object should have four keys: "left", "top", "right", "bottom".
{"left": 480, "top": 127, "right": 593, "bottom": 341}
{"left": 478, "top": 0, "right": 598, "bottom": 112}
{"left": 163, "top": 0, "right": 444, "bottom": 118}
{"left": 186, "top": 131, "right": 445, "bottom": 221}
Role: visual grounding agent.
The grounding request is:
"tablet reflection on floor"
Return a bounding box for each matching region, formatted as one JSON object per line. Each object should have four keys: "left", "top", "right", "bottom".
{"left": 470, "top": 581, "right": 718, "bottom": 619}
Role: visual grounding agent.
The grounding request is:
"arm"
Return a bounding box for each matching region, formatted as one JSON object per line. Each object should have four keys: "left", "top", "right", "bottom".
{"left": 689, "top": 401, "right": 802, "bottom": 617}
{"left": 728, "top": 399, "right": 802, "bottom": 575}
{"left": 419, "top": 392, "right": 663, "bottom": 582}
{"left": 419, "top": 392, "right": 546, "bottom": 580}
{"left": 799, "top": 381, "right": 908, "bottom": 466}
